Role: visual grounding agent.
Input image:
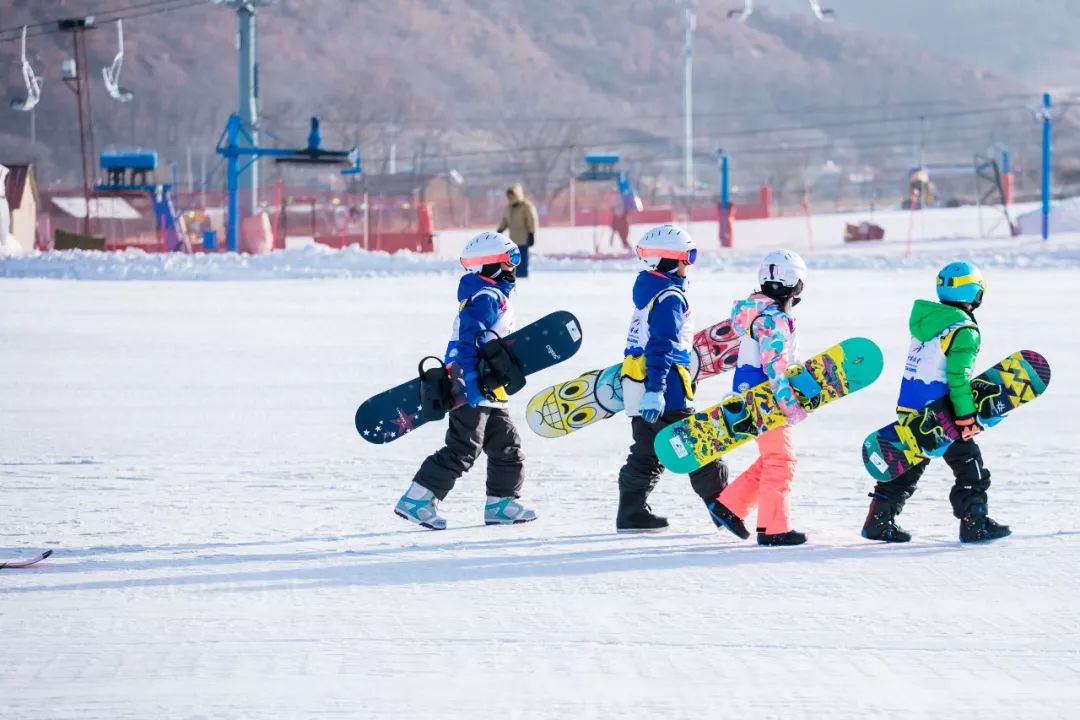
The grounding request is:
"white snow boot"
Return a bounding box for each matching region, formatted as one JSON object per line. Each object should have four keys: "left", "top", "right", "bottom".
{"left": 394, "top": 482, "right": 447, "bottom": 530}
{"left": 484, "top": 496, "right": 537, "bottom": 525}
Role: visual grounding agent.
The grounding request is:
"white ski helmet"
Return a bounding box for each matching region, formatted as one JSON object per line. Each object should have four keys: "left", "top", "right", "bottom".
{"left": 459, "top": 231, "right": 521, "bottom": 274}
{"left": 634, "top": 224, "right": 697, "bottom": 271}
{"left": 758, "top": 249, "right": 807, "bottom": 297}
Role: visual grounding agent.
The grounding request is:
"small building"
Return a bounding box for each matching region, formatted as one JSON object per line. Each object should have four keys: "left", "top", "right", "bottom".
{"left": 1, "top": 163, "right": 40, "bottom": 252}
{"left": 40, "top": 190, "right": 161, "bottom": 250}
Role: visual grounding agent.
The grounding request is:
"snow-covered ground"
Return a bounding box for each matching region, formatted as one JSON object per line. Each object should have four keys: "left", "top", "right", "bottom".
{"left": 1, "top": 232, "right": 1079, "bottom": 717}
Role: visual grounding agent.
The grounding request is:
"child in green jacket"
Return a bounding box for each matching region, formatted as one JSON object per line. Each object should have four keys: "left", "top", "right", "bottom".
{"left": 862, "top": 262, "right": 1011, "bottom": 544}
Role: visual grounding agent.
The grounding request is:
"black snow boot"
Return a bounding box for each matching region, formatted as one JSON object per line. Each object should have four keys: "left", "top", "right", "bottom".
{"left": 616, "top": 491, "right": 669, "bottom": 533}
{"left": 861, "top": 494, "right": 912, "bottom": 543}
{"left": 706, "top": 498, "right": 750, "bottom": 540}
{"left": 757, "top": 530, "right": 807, "bottom": 546}
{"left": 959, "top": 504, "right": 1011, "bottom": 543}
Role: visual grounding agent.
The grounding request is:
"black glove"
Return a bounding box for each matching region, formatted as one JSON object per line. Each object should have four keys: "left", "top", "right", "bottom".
{"left": 527, "top": 232, "right": 535, "bottom": 247}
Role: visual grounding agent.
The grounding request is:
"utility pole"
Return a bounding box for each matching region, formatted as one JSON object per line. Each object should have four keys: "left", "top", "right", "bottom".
{"left": 221, "top": 1, "right": 268, "bottom": 218}
{"left": 682, "top": 0, "right": 697, "bottom": 193}
{"left": 1041, "top": 93, "right": 1052, "bottom": 241}
{"left": 59, "top": 17, "right": 97, "bottom": 236}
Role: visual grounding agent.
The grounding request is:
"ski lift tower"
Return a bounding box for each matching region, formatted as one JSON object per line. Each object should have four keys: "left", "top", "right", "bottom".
{"left": 215, "top": 0, "right": 272, "bottom": 220}
{"left": 216, "top": 115, "right": 360, "bottom": 252}
{"left": 679, "top": 0, "right": 697, "bottom": 193}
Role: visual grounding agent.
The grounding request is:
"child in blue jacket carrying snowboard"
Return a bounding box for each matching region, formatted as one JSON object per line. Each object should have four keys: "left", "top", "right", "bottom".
{"left": 615, "top": 225, "right": 729, "bottom": 533}
{"left": 395, "top": 232, "right": 537, "bottom": 531}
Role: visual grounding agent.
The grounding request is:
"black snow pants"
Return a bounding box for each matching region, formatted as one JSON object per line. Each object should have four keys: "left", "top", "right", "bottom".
{"left": 873, "top": 438, "right": 991, "bottom": 518}
{"left": 413, "top": 405, "right": 525, "bottom": 501}
{"left": 618, "top": 408, "right": 729, "bottom": 502}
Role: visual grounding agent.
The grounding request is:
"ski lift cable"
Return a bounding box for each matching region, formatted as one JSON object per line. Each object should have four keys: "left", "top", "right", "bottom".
{"left": 0, "top": 0, "right": 210, "bottom": 44}
{"left": 0, "top": 0, "right": 195, "bottom": 35}
{"left": 264, "top": 91, "right": 1059, "bottom": 130}
{"left": 301, "top": 102, "right": 1036, "bottom": 164}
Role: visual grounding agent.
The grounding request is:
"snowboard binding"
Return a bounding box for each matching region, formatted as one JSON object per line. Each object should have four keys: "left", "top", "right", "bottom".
{"left": 719, "top": 395, "right": 756, "bottom": 438}
{"left": 787, "top": 365, "right": 824, "bottom": 410}
{"left": 476, "top": 330, "right": 527, "bottom": 401}
{"left": 417, "top": 356, "right": 454, "bottom": 422}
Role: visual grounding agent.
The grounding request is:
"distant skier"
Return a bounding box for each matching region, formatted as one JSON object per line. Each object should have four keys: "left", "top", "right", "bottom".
{"left": 616, "top": 225, "right": 728, "bottom": 533}
{"left": 862, "top": 262, "right": 1011, "bottom": 544}
{"left": 707, "top": 250, "right": 810, "bottom": 546}
{"left": 394, "top": 231, "right": 537, "bottom": 530}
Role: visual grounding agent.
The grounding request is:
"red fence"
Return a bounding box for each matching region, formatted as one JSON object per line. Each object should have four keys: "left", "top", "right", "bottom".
{"left": 36, "top": 184, "right": 775, "bottom": 253}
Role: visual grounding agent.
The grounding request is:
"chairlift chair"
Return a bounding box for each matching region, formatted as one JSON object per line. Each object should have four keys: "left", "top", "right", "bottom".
{"left": 10, "top": 26, "right": 43, "bottom": 112}
{"left": 728, "top": 0, "right": 834, "bottom": 22}
{"left": 727, "top": 0, "right": 753, "bottom": 21}
{"left": 807, "top": 0, "right": 835, "bottom": 21}
{"left": 102, "top": 19, "right": 134, "bottom": 102}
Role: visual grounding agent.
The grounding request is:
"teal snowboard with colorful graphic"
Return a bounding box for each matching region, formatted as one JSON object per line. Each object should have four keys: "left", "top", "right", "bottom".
{"left": 655, "top": 337, "right": 884, "bottom": 474}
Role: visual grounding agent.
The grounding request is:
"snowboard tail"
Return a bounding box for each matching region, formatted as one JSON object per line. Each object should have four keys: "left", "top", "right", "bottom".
{"left": 862, "top": 349, "right": 1050, "bottom": 483}
{"left": 525, "top": 318, "right": 741, "bottom": 439}
{"left": 654, "top": 337, "right": 884, "bottom": 473}
{"left": 0, "top": 549, "right": 52, "bottom": 569}
{"left": 355, "top": 311, "right": 583, "bottom": 444}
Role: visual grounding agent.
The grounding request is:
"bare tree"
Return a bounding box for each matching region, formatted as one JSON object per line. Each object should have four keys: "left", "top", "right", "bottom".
{"left": 496, "top": 116, "right": 586, "bottom": 206}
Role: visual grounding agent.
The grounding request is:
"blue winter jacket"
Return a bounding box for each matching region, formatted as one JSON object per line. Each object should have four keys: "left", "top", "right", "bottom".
{"left": 444, "top": 273, "right": 514, "bottom": 377}
{"left": 624, "top": 270, "right": 694, "bottom": 411}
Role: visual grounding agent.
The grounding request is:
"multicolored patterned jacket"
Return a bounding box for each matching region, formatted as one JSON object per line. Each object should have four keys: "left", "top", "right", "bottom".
{"left": 730, "top": 293, "right": 807, "bottom": 423}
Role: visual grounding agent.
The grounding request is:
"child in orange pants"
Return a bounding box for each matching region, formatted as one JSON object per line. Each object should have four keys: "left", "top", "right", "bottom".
{"left": 706, "top": 250, "right": 809, "bottom": 546}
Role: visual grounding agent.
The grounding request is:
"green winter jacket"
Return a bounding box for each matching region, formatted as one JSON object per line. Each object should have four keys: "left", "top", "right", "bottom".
{"left": 906, "top": 299, "right": 980, "bottom": 416}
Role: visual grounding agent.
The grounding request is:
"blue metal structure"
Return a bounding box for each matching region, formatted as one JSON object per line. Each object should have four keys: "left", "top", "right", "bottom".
{"left": 215, "top": 114, "right": 359, "bottom": 252}
{"left": 96, "top": 150, "right": 186, "bottom": 251}
{"left": 578, "top": 153, "right": 621, "bottom": 181}
{"left": 718, "top": 149, "right": 731, "bottom": 210}
{"left": 1041, "top": 93, "right": 1052, "bottom": 241}
{"left": 577, "top": 152, "right": 639, "bottom": 211}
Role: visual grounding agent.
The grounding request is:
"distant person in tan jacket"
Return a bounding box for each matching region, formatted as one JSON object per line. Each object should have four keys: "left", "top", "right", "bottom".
{"left": 496, "top": 184, "right": 538, "bottom": 278}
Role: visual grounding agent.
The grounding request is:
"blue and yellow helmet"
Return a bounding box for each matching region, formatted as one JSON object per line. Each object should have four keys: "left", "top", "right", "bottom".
{"left": 936, "top": 261, "right": 986, "bottom": 307}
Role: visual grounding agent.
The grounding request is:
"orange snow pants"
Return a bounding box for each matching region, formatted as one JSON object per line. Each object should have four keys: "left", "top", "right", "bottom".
{"left": 716, "top": 426, "right": 796, "bottom": 535}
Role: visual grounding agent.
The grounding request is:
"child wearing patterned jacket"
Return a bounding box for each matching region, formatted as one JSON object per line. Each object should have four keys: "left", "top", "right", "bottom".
{"left": 707, "top": 249, "right": 810, "bottom": 546}
{"left": 394, "top": 232, "right": 537, "bottom": 531}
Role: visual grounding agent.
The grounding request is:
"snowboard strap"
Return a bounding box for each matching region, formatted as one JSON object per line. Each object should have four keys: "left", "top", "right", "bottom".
{"left": 417, "top": 356, "right": 453, "bottom": 422}
{"left": 940, "top": 322, "right": 979, "bottom": 355}
{"left": 649, "top": 286, "right": 687, "bottom": 316}
{"left": 475, "top": 328, "right": 526, "bottom": 401}
{"left": 620, "top": 286, "right": 694, "bottom": 399}
{"left": 458, "top": 286, "right": 505, "bottom": 313}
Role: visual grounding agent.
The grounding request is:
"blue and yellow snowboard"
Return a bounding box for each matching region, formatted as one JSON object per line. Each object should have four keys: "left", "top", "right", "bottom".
{"left": 862, "top": 350, "right": 1051, "bottom": 483}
